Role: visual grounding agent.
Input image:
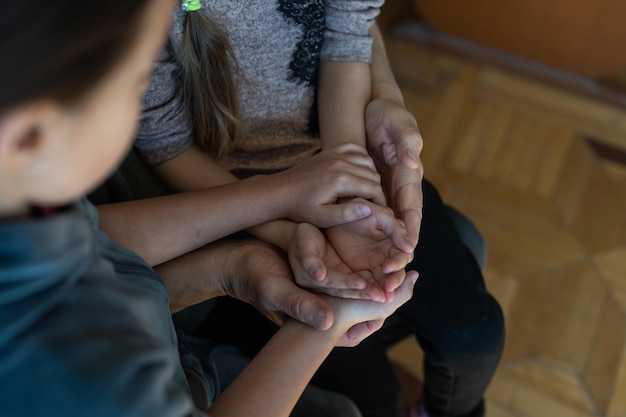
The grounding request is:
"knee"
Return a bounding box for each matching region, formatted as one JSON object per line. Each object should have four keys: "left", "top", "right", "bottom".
{"left": 434, "top": 296, "right": 505, "bottom": 372}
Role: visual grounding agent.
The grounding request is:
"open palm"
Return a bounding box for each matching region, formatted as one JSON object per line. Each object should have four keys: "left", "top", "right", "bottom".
{"left": 325, "top": 199, "right": 413, "bottom": 300}
{"left": 288, "top": 222, "right": 390, "bottom": 302}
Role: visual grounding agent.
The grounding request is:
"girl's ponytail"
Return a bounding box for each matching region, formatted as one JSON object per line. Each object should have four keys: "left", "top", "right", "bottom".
{"left": 181, "top": 5, "right": 239, "bottom": 158}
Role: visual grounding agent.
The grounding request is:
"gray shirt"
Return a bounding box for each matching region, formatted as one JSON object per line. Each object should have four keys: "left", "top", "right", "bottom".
{"left": 136, "top": 0, "right": 382, "bottom": 171}
{"left": 0, "top": 199, "right": 206, "bottom": 417}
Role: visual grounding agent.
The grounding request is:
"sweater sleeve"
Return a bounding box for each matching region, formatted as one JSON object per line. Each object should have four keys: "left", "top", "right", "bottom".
{"left": 320, "top": 0, "right": 384, "bottom": 63}
{"left": 135, "top": 42, "right": 193, "bottom": 165}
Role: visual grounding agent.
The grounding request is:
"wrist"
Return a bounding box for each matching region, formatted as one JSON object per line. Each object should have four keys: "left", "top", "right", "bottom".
{"left": 219, "top": 240, "right": 257, "bottom": 301}
{"left": 371, "top": 82, "right": 404, "bottom": 106}
{"left": 285, "top": 317, "right": 344, "bottom": 345}
{"left": 248, "top": 219, "right": 297, "bottom": 252}
{"left": 320, "top": 133, "right": 366, "bottom": 150}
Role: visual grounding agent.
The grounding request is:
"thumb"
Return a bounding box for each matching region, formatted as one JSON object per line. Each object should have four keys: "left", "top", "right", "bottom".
{"left": 316, "top": 201, "right": 372, "bottom": 228}
{"left": 375, "top": 207, "right": 413, "bottom": 253}
{"left": 390, "top": 126, "right": 422, "bottom": 171}
{"left": 275, "top": 286, "right": 335, "bottom": 330}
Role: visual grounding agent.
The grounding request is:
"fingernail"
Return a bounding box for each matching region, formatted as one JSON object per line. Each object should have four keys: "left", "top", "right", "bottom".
{"left": 314, "top": 308, "right": 327, "bottom": 329}
{"left": 310, "top": 267, "right": 322, "bottom": 281}
{"left": 356, "top": 204, "right": 371, "bottom": 218}
{"left": 410, "top": 274, "right": 419, "bottom": 284}
{"left": 403, "top": 235, "right": 412, "bottom": 252}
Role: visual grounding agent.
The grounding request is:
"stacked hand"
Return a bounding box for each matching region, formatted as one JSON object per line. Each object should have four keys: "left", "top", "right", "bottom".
{"left": 228, "top": 95, "right": 425, "bottom": 346}
{"left": 281, "top": 95, "right": 425, "bottom": 344}
{"left": 325, "top": 198, "right": 413, "bottom": 300}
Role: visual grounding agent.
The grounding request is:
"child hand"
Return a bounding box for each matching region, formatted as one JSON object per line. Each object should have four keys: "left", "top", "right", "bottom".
{"left": 275, "top": 143, "right": 386, "bottom": 228}
{"left": 288, "top": 222, "right": 389, "bottom": 302}
{"left": 325, "top": 198, "right": 414, "bottom": 299}
{"left": 324, "top": 270, "right": 419, "bottom": 347}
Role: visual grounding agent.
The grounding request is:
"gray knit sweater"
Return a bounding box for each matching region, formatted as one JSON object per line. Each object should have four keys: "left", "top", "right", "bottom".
{"left": 136, "top": 0, "right": 382, "bottom": 171}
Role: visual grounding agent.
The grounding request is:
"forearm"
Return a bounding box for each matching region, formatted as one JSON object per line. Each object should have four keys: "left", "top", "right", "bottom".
{"left": 208, "top": 319, "right": 341, "bottom": 417}
{"left": 154, "top": 242, "right": 232, "bottom": 313}
{"left": 154, "top": 145, "right": 299, "bottom": 252}
{"left": 318, "top": 60, "right": 371, "bottom": 149}
{"left": 369, "top": 23, "right": 404, "bottom": 104}
{"left": 97, "top": 175, "right": 291, "bottom": 266}
{"left": 154, "top": 145, "right": 238, "bottom": 190}
{"left": 247, "top": 220, "right": 297, "bottom": 252}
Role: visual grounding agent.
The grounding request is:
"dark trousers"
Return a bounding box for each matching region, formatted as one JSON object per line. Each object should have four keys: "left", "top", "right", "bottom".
{"left": 192, "top": 178, "right": 505, "bottom": 417}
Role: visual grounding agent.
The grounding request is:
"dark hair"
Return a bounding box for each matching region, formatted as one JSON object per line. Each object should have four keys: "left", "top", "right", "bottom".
{"left": 0, "top": 0, "right": 150, "bottom": 111}
{"left": 181, "top": 10, "right": 239, "bottom": 157}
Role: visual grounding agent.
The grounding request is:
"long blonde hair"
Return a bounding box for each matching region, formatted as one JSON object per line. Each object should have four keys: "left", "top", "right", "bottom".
{"left": 181, "top": 10, "right": 239, "bottom": 157}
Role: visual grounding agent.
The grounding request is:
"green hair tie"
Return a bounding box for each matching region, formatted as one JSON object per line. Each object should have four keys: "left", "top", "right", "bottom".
{"left": 181, "top": 0, "right": 201, "bottom": 12}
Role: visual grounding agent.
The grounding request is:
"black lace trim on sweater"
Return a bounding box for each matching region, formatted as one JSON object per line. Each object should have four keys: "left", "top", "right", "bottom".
{"left": 277, "top": 0, "right": 324, "bottom": 88}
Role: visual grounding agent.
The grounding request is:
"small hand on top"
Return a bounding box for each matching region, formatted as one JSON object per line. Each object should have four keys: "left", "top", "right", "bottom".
{"left": 288, "top": 200, "right": 413, "bottom": 303}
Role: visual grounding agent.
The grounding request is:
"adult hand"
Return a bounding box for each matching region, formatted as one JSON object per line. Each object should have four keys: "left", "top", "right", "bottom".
{"left": 325, "top": 269, "right": 419, "bottom": 347}
{"left": 275, "top": 143, "right": 386, "bottom": 228}
{"left": 222, "top": 239, "right": 335, "bottom": 330}
{"left": 365, "top": 96, "right": 424, "bottom": 248}
{"left": 325, "top": 198, "right": 413, "bottom": 298}
{"left": 288, "top": 222, "right": 390, "bottom": 302}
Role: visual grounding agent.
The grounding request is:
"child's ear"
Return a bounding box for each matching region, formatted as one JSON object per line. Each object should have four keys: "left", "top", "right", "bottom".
{"left": 0, "top": 102, "right": 56, "bottom": 173}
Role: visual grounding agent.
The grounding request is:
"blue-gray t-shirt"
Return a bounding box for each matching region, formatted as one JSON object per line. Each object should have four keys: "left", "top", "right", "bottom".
{"left": 0, "top": 199, "right": 206, "bottom": 417}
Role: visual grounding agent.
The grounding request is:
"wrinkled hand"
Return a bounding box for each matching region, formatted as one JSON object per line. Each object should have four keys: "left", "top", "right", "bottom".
{"left": 325, "top": 198, "right": 413, "bottom": 299}
{"left": 365, "top": 96, "right": 424, "bottom": 248}
{"left": 223, "top": 239, "right": 334, "bottom": 330}
{"left": 276, "top": 143, "right": 386, "bottom": 228}
{"left": 288, "top": 222, "right": 391, "bottom": 302}
{"left": 325, "top": 270, "right": 419, "bottom": 347}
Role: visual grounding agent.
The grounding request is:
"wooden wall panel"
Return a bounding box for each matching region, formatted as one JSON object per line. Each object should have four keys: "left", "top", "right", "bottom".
{"left": 413, "top": 0, "right": 626, "bottom": 77}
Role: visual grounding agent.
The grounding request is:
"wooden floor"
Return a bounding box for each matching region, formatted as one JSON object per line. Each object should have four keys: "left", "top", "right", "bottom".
{"left": 382, "top": 27, "right": 626, "bottom": 417}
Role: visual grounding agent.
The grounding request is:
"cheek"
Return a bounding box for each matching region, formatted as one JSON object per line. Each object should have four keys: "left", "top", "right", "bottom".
{"left": 71, "top": 97, "right": 141, "bottom": 191}
{"left": 96, "top": 98, "right": 141, "bottom": 165}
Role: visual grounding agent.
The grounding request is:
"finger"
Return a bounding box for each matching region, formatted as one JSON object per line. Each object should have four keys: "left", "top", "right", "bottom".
{"left": 320, "top": 269, "right": 389, "bottom": 302}
{"left": 292, "top": 228, "right": 328, "bottom": 282}
{"left": 394, "top": 181, "right": 423, "bottom": 249}
{"left": 300, "top": 252, "right": 327, "bottom": 282}
{"left": 333, "top": 142, "right": 370, "bottom": 156}
{"left": 276, "top": 287, "right": 334, "bottom": 330}
{"left": 331, "top": 169, "right": 385, "bottom": 200}
{"left": 329, "top": 156, "right": 381, "bottom": 182}
{"left": 340, "top": 319, "right": 385, "bottom": 347}
{"left": 333, "top": 150, "right": 380, "bottom": 173}
{"left": 314, "top": 194, "right": 386, "bottom": 229}
{"left": 390, "top": 124, "right": 423, "bottom": 171}
{"left": 382, "top": 250, "right": 413, "bottom": 274}
{"left": 320, "top": 269, "right": 368, "bottom": 291}
{"left": 394, "top": 270, "right": 419, "bottom": 306}
{"left": 399, "top": 206, "right": 422, "bottom": 249}
{"left": 315, "top": 201, "right": 372, "bottom": 228}
{"left": 381, "top": 269, "right": 408, "bottom": 293}
{"left": 372, "top": 206, "right": 413, "bottom": 253}
{"left": 400, "top": 134, "right": 422, "bottom": 170}
{"left": 312, "top": 286, "right": 385, "bottom": 301}
{"left": 381, "top": 270, "right": 418, "bottom": 307}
